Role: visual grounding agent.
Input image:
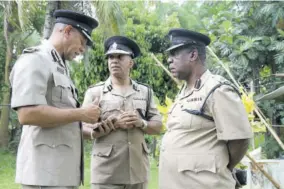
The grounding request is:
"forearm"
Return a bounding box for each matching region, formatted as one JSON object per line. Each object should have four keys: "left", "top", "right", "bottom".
{"left": 143, "top": 120, "right": 162, "bottom": 135}
{"left": 17, "top": 105, "right": 82, "bottom": 128}
{"left": 227, "top": 139, "right": 250, "bottom": 171}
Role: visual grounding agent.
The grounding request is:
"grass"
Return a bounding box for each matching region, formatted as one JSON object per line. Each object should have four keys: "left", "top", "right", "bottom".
{"left": 0, "top": 149, "right": 18, "bottom": 189}
{"left": 0, "top": 148, "right": 159, "bottom": 189}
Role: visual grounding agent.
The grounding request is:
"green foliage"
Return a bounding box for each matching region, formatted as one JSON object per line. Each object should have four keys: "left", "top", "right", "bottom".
{"left": 92, "top": 1, "right": 125, "bottom": 36}
{"left": 262, "top": 134, "right": 284, "bottom": 159}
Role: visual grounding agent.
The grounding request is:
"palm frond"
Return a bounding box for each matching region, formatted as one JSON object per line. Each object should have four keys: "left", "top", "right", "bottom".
{"left": 274, "top": 49, "right": 284, "bottom": 65}
{"left": 92, "top": 1, "right": 125, "bottom": 36}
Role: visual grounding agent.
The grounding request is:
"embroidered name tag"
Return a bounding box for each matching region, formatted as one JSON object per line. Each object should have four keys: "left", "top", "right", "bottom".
{"left": 133, "top": 97, "right": 146, "bottom": 101}
{"left": 187, "top": 97, "right": 202, "bottom": 102}
{"left": 57, "top": 66, "right": 65, "bottom": 74}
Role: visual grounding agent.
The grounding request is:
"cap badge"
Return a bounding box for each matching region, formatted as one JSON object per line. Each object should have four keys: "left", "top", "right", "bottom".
{"left": 110, "top": 42, "right": 118, "bottom": 50}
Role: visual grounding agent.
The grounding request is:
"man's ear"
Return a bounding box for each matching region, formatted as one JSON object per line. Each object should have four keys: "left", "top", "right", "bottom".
{"left": 189, "top": 49, "right": 198, "bottom": 61}
{"left": 63, "top": 25, "right": 73, "bottom": 37}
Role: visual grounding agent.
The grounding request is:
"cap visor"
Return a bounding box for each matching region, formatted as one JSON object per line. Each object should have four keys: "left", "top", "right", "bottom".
{"left": 81, "top": 30, "right": 93, "bottom": 47}
{"left": 165, "top": 43, "right": 186, "bottom": 52}
{"left": 105, "top": 49, "right": 132, "bottom": 56}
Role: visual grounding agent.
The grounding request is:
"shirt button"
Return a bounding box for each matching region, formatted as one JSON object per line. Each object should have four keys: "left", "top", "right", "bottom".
{"left": 52, "top": 144, "right": 55, "bottom": 148}
{"left": 194, "top": 169, "right": 198, "bottom": 173}
{"left": 128, "top": 142, "right": 131, "bottom": 145}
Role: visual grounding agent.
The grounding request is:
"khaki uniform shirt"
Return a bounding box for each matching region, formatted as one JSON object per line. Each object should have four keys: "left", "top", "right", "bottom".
{"left": 10, "top": 41, "right": 83, "bottom": 186}
{"left": 159, "top": 70, "right": 253, "bottom": 189}
{"left": 82, "top": 78, "right": 162, "bottom": 184}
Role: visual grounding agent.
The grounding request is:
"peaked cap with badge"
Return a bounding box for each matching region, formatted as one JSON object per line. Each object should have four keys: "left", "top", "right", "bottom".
{"left": 54, "top": 9, "right": 99, "bottom": 47}
{"left": 166, "top": 28, "right": 211, "bottom": 52}
{"left": 104, "top": 36, "right": 141, "bottom": 58}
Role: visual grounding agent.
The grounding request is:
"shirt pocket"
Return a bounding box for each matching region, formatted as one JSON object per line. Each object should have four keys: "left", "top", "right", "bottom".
{"left": 32, "top": 127, "right": 73, "bottom": 148}
{"left": 177, "top": 154, "right": 220, "bottom": 188}
{"left": 32, "top": 126, "right": 75, "bottom": 172}
{"left": 100, "top": 100, "right": 122, "bottom": 120}
{"left": 52, "top": 72, "right": 75, "bottom": 107}
{"left": 178, "top": 154, "right": 217, "bottom": 174}
{"left": 92, "top": 143, "right": 114, "bottom": 174}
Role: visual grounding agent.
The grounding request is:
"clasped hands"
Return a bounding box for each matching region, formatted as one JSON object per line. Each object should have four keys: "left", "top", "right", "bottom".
{"left": 89, "top": 110, "right": 144, "bottom": 138}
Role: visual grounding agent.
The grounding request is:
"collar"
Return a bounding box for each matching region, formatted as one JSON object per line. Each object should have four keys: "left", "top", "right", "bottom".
{"left": 43, "top": 40, "right": 66, "bottom": 68}
{"left": 102, "top": 77, "right": 140, "bottom": 94}
{"left": 178, "top": 69, "right": 212, "bottom": 99}
{"left": 194, "top": 69, "right": 211, "bottom": 90}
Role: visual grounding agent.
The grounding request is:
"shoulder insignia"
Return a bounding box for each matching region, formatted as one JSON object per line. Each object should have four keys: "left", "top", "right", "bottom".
{"left": 136, "top": 81, "right": 151, "bottom": 89}
{"left": 22, "top": 47, "right": 39, "bottom": 54}
{"left": 88, "top": 82, "right": 105, "bottom": 89}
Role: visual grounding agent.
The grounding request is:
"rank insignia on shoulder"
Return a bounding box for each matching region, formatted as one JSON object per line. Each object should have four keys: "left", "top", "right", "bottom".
{"left": 57, "top": 66, "right": 65, "bottom": 74}
{"left": 22, "top": 47, "right": 39, "bottom": 54}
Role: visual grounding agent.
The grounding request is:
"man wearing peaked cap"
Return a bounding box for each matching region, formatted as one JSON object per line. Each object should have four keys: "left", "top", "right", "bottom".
{"left": 10, "top": 9, "right": 100, "bottom": 189}
{"left": 104, "top": 36, "right": 141, "bottom": 58}
{"left": 165, "top": 28, "right": 211, "bottom": 52}
{"left": 159, "top": 28, "right": 253, "bottom": 189}
{"left": 53, "top": 9, "right": 98, "bottom": 47}
{"left": 82, "top": 36, "right": 162, "bottom": 189}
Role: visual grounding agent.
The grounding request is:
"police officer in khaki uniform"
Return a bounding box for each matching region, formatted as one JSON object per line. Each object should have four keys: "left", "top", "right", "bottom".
{"left": 82, "top": 36, "right": 163, "bottom": 189}
{"left": 10, "top": 10, "right": 100, "bottom": 189}
{"left": 159, "top": 29, "right": 253, "bottom": 189}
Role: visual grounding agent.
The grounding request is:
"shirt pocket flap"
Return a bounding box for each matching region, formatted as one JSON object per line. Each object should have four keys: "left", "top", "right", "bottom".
{"left": 178, "top": 154, "right": 216, "bottom": 173}
{"left": 53, "top": 72, "right": 70, "bottom": 88}
{"left": 32, "top": 127, "right": 73, "bottom": 148}
{"left": 142, "top": 141, "right": 150, "bottom": 154}
{"left": 101, "top": 100, "right": 121, "bottom": 112}
{"left": 93, "top": 144, "right": 113, "bottom": 157}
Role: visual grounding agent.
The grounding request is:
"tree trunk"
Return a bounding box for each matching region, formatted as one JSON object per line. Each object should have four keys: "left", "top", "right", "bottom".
{"left": 0, "top": 5, "right": 12, "bottom": 148}
{"left": 0, "top": 93, "right": 11, "bottom": 148}
{"left": 42, "top": 1, "right": 60, "bottom": 39}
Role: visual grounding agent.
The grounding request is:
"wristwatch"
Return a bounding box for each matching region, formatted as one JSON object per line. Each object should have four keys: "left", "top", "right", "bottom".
{"left": 141, "top": 119, "right": 148, "bottom": 130}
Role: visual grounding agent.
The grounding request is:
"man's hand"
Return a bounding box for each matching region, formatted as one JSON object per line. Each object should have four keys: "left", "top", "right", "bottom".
{"left": 90, "top": 116, "right": 116, "bottom": 138}
{"left": 80, "top": 98, "right": 101, "bottom": 124}
{"left": 114, "top": 111, "right": 143, "bottom": 129}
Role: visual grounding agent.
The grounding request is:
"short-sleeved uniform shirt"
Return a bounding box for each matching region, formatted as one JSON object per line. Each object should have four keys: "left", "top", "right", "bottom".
{"left": 9, "top": 41, "right": 83, "bottom": 186}
{"left": 159, "top": 70, "right": 253, "bottom": 189}
{"left": 82, "top": 78, "right": 162, "bottom": 184}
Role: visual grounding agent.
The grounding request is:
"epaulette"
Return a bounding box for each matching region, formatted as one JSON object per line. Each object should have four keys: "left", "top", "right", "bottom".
{"left": 22, "top": 47, "right": 39, "bottom": 54}
{"left": 88, "top": 82, "right": 105, "bottom": 89}
{"left": 136, "top": 81, "right": 151, "bottom": 89}
{"left": 136, "top": 81, "right": 152, "bottom": 120}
